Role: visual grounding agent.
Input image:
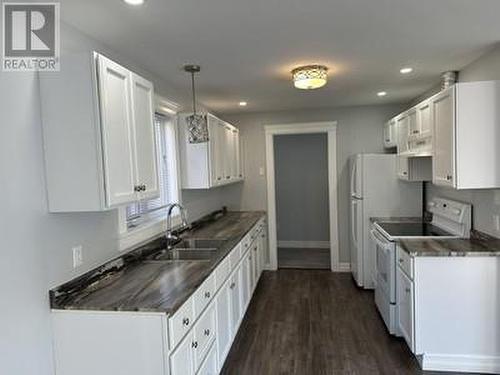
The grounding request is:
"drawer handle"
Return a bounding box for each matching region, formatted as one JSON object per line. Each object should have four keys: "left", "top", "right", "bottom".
{"left": 204, "top": 291, "right": 211, "bottom": 298}
{"left": 204, "top": 329, "right": 210, "bottom": 336}
{"left": 413, "top": 130, "right": 419, "bottom": 134}
{"left": 230, "top": 282, "right": 236, "bottom": 289}
{"left": 182, "top": 317, "right": 190, "bottom": 326}
{"left": 192, "top": 341, "right": 198, "bottom": 349}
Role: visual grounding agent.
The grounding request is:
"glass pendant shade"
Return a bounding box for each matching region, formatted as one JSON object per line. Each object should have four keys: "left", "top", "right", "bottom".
{"left": 186, "top": 113, "right": 208, "bottom": 143}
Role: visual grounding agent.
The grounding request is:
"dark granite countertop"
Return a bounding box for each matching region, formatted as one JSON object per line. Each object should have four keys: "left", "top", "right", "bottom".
{"left": 50, "top": 211, "right": 265, "bottom": 315}
{"left": 399, "top": 231, "right": 500, "bottom": 257}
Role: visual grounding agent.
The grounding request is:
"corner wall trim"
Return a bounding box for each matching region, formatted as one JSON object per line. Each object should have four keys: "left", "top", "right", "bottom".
{"left": 422, "top": 354, "right": 500, "bottom": 374}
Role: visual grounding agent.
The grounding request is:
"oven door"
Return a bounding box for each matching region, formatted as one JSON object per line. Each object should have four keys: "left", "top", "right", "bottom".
{"left": 371, "top": 229, "right": 396, "bottom": 303}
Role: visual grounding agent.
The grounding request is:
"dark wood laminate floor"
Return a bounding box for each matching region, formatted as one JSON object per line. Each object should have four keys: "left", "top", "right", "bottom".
{"left": 278, "top": 247, "right": 331, "bottom": 269}
{"left": 221, "top": 270, "right": 470, "bottom": 375}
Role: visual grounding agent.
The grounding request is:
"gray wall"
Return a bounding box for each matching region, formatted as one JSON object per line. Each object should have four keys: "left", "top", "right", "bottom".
{"left": 274, "top": 134, "right": 329, "bottom": 242}
{"left": 424, "top": 44, "right": 500, "bottom": 238}
{"left": 0, "top": 23, "right": 241, "bottom": 375}
{"left": 224, "top": 104, "right": 404, "bottom": 262}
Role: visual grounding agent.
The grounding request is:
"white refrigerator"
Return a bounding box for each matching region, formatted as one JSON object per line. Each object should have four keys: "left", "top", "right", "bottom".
{"left": 349, "top": 154, "right": 422, "bottom": 289}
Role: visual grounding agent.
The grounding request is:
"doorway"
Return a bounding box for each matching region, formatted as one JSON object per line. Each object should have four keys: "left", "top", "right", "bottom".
{"left": 274, "top": 133, "right": 330, "bottom": 269}
{"left": 265, "top": 122, "right": 340, "bottom": 272}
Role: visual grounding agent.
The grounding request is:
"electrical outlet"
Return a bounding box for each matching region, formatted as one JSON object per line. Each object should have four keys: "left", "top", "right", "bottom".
{"left": 259, "top": 167, "right": 265, "bottom": 176}
{"left": 494, "top": 215, "right": 500, "bottom": 233}
{"left": 72, "top": 245, "right": 83, "bottom": 268}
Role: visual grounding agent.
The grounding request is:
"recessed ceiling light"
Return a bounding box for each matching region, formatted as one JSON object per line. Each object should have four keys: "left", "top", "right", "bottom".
{"left": 400, "top": 67, "right": 413, "bottom": 74}
{"left": 123, "top": 0, "right": 145, "bottom": 5}
{"left": 239, "top": 101, "right": 248, "bottom": 107}
{"left": 377, "top": 91, "right": 387, "bottom": 97}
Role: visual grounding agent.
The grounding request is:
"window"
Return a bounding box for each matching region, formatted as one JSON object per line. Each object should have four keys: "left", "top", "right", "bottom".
{"left": 126, "top": 112, "right": 180, "bottom": 229}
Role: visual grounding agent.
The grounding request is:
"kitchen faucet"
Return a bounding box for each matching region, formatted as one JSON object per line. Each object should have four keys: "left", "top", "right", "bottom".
{"left": 166, "top": 203, "right": 189, "bottom": 244}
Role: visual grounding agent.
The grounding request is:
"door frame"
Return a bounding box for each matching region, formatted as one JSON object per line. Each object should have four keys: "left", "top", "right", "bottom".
{"left": 264, "top": 121, "right": 340, "bottom": 272}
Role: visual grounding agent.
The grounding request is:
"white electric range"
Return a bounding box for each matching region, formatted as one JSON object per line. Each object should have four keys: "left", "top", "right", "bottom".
{"left": 370, "top": 197, "right": 472, "bottom": 335}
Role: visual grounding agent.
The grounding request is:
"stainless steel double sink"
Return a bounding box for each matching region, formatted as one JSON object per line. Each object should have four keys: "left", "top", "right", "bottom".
{"left": 147, "top": 239, "right": 226, "bottom": 262}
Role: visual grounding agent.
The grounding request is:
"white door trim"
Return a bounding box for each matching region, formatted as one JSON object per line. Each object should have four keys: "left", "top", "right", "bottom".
{"left": 264, "top": 121, "right": 340, "bottom": 272}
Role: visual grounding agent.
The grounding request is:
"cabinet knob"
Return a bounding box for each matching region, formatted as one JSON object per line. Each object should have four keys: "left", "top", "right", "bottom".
{"left": 398, "top": 258, "right": 404, "bottom": 263}
{"left": 405, "top": 288, "right": 411, "bottom": 294}
{"left": 226, "top": 176, "right": 231, "bottom": 179}
{"left": 141, "top": 184, "right": 146, "bottom": 191}
{"left": 217, "top": 177, "right": 222, "bottom": 181}
{"left": 192, "top": 341, "right": 198, "bottom": 349}
{"left": 230, "top": 282, "right": 236, "bottom": 289}
{"left": 403, "top": 172, "right": 408, "bottom": 175}
{"left": 446, "top": 175, "right": 453, "bottom": 181}
{"left": 134, "top": 185, "right": 141, "bottom": 192}
{"left": 413, "top": 130, "right": 419, "bottom": 134}
{"left": 182, "top": 317, "right": 190, "bottom": 326}
{"left": 204, "top": 291, "right": 211, "bottom": 298}
{"left": 204, "top": 329, "right": 210, "bottom": 336}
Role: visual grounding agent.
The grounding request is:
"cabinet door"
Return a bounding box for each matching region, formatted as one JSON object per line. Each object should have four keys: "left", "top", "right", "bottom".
{"left": 233, "top": 128, "right": 241, "bottom": 179}
{"left": 229, "top": 270, "right": 241, "bottom": 335}
{"left": 432, "top": 87, "right": 455, "bottom": 187}
{"left": 240, "top": 254, "right": 250, "bottom": 310}
{"left": 216, "top": 279, "right": 232, "bottom": 369}
{"left": 170, "top": 333, "right": 194, "bottom": 375}
{"left": 397, "top": 155, "right": 409, "bottom": 180}
{"left": 223, "top": 125, "right": 234, "bottom": 182}
{"left": 383, "top": 122, "right": 392, "bottom": 148}
{"left": 408, "top": 110, "right": 419, "bottom": 137}
{"left": 259, "top": 227, "right": 268, "bottom": 270}
{"left": 130, "top": 73, "right": 159, "bottom": 200}
{"left": 252, "top": 243, "right": 259, "bottom": 289}
{"left": 197, "top": 342, "right": 218, "bottom": 375}
{"left": 97, "top": 55, "right": 137, "bottom": 207}
{"left": 397, "top": 267, "right": 415, "bottom": 352}
{"left": 397, "top": 115, "right": 409, "bottom": 154}
{"left": 417, "top": 100, "right": 432, "bottom": 138}
{"left": 208, "top": 116, "right": 224, "bottom": 186}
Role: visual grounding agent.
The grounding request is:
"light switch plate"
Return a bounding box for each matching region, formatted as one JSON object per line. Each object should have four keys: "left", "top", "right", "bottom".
{"left": 72, "top": 245, "right": 83, "bottom": 268}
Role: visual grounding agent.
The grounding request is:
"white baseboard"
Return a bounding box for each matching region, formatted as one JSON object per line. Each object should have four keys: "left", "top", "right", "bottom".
{"left": 333, "top": 262, "right": 351, "bottom": 273}
{"left": 422, "top": 353, "right": 500, "bottom": 374}
{"left": 277, "top": 240, "right": 330, "bottom": 249}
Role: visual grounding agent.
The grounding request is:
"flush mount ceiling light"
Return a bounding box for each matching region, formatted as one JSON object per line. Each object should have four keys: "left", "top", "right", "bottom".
{"left": 239, "top": 101, "right": 248, "bottom": 107}
{"left": 377, "top": 91, "right": 387, "bottom": 97}
{"left": 292, "top": 65, "right": 328, "bottom": 90}
{"left": 123, "top": 0, "right": 145, "bottom": 5}
{"left": 400, "top": 67, "right": 413, "bottom": 74}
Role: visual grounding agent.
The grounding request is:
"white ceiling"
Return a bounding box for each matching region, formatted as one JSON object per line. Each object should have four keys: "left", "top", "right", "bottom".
{"left": 60, "top": 0, "right": 500, "bottom": 113}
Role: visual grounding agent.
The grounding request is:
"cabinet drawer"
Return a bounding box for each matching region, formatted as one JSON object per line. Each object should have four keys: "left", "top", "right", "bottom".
{"left": 397, "top": 246, "right": 414, "bottom": 280}
{"left": 193, "top": 303, "right": 216, "bottom": 370}
{"left": 169, "top": 298, "right": 194, "bottom": 350}
{"left": 229, "top": 243, "right": 241, "bottom": 269}
{"left": 197, "top": 341, "right": 217, "bottom": 375}
{"left": 193, "top": 274, "right": 216, "bottom": 317}
{"left": 240, "top": 233, "right": 252, "bottom": 255}
{"left": 215, "top": 256, "right": 231, "bottom": 291}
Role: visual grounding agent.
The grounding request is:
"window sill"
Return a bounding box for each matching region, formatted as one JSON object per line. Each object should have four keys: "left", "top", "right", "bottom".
{"left": 118, "top": 209, "right": 181, "bottom": 252}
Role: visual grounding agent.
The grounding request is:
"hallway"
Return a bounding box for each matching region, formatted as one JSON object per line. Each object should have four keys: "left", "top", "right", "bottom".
{"left": 221, "top": 270, "right": 466, "bottom": 375}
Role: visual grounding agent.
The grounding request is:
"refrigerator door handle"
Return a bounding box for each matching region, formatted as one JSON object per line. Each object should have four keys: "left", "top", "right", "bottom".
{"left": 350, "top": 159, "right": 357, "bottom": 197}
{"left": 351, "top": 200, "right": 359, "bottom": 250}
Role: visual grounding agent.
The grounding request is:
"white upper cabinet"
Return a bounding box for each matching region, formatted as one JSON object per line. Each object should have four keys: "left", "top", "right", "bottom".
{"left": 97, "top": 55, "right": 137, "bottom": 207}
{"left": 433, "top": 81, "right": 500, "bottom": 189}
{"left": 407, "top": 109, "right": 419, "bottom": 138}
{"left": 130, "top": 73, "right": 159, "bottom": 200}
{"left": 179, "top": 113, "right": 243, "bottom": 189}
{"left": 39, "top": 52, "right": 158, "bottom": 212}
{"left": 431, "top": 87, "right": 455, "bottom": 187}
{"left": 383, "top": 119, "right": 397, "bottom": 148}
{"left": 397, "top": 114, "right": 410, "bottom": 155}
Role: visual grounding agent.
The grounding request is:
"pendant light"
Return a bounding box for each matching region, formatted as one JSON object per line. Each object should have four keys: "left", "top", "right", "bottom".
{"left": 184, "top": 64, "right": 209, "bottom": 143}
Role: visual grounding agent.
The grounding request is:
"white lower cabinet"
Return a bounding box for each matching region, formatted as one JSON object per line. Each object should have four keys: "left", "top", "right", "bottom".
{"left": 396, "top": 266, "right": 414, "bottom": 352}
{"left": 229, "top": 268, "right": 242, "bottom": 335}
{"left": 170, "top": 332, "right": 195, "bottom": 375}
{"left": 215, "top": 279, "right": 233, "bottom": 368}
{"left": 197, "top": 342, "right": 218, "bottom": 375}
